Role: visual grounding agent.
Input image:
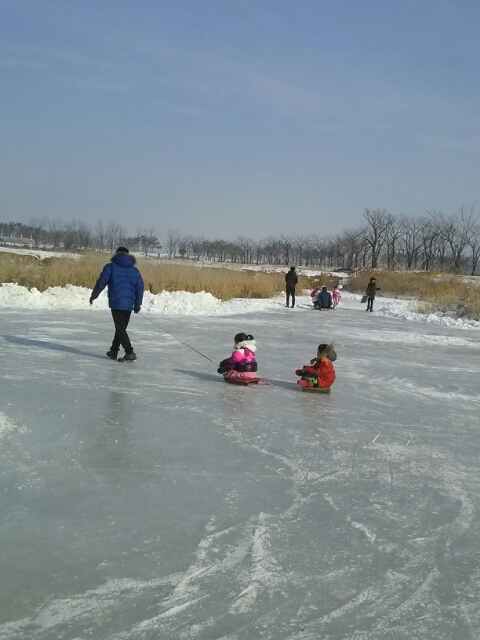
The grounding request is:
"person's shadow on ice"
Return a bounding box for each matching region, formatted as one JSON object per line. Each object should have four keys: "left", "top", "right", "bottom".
{"left": 1, "top": 335, "right": 105, "bottom": 360}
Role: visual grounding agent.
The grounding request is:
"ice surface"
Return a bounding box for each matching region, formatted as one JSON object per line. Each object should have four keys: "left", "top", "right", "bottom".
{"left": 1, "top": 297, "right": 480, "bottom": 639}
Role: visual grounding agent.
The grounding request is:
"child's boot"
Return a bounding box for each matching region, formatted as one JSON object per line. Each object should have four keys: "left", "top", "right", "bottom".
{"left": 297, "top": 379, "right": 314, "bottom": 388}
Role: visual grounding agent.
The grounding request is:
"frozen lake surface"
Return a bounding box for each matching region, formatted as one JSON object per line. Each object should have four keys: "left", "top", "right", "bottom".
{"left": 1, "top": 297, "right": 480, "bottom": 639}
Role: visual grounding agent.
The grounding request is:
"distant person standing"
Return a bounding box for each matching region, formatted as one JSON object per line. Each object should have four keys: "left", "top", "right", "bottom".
{"left": 332, "top": 285, "right": 342, "bottom": 309}
{"left": 285, "top": 266, "right": 298, "bottom": 308}
{"left": 365, "top": 276, "right": 379, "bottom": 312}
{"left": 90, "top": 247, "right": 144, "bottom": 362}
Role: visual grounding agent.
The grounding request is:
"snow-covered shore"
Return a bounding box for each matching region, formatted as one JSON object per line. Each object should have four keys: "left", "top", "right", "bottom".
{"left": 0, "top": 282, "right": 479, "bottom": 329}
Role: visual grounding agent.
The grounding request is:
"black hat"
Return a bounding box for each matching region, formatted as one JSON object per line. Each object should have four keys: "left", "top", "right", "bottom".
{"left": 116, "top": 247, "right": 129, "bottom": 254}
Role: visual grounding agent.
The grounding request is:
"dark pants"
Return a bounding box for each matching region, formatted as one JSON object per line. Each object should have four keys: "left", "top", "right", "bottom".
{"left": 366, "top": 296, "right": 374, "bottom": 311}
{"left": 286, "top": 287, "right": 296, "bottom": 307}
{"left": 111, "top": 309, "right": 133, "bottom": 353}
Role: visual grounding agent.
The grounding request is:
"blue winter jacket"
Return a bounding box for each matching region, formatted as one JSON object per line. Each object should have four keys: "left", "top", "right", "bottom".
{"left": 91, "top": 254, "right": 144, "bottom": 310}
{"left": 318, "top": 289, "right": 332, "bottom": 309}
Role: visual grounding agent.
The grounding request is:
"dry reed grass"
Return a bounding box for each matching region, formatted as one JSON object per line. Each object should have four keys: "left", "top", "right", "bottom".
{"left": 3, "top": 254, "right": 479, "bottom": 316}
{"left": 0, "top": 252, "right": 300, "bottom": 300}
{"left": 348, "top": 269, "right": 480, "bottom": 318}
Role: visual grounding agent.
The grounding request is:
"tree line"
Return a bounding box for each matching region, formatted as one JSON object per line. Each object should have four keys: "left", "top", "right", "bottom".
{"left": 0, "top": 220, "right": 161, "bottom": 256}
{"left": 1, "top": 205, "right": 479, "bottom": 274}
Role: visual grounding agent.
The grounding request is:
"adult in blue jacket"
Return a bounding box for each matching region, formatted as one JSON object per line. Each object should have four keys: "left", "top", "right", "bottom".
{"left": 90, "top": 247, "right": 144, "bottom": 362}
{"left": 317, "top": 286, "right": 333, "bottom": 310}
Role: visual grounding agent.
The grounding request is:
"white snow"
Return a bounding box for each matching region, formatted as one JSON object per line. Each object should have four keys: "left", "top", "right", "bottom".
{"left": 1, "top": 283, "right": 479, "bottom": 330}
{"left": 0, "top": 246, "right": 80, "bottom": 260}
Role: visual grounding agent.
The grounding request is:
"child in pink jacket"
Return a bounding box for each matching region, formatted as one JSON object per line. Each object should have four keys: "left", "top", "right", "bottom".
{"left": 332, "top": 285, "right": 342, "bottom": 309}
{"left": 217, "top": 333, "right": 258, "bottom": 380}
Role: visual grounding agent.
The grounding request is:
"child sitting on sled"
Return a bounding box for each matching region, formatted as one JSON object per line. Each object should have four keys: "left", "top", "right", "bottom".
{"left": 295, "top": 343, "right": 336, "bottom": 389}
{"left": 217, "top": 333, "right": 258, "bottom": 380}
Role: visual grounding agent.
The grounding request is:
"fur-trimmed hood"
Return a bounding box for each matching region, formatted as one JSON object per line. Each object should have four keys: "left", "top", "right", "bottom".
{"left": 318, "top": 342, "right": 336, "bottom": 361}
{"left": 111, "top": 253, "right": 136, "bottom": 267}
{"left": 234, "top": 339, "right": 257, "bottom": 354}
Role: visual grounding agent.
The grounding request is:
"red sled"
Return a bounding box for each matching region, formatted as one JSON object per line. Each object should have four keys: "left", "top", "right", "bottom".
{"left": 224, "top": 377, "right": 260, "bottom": 386}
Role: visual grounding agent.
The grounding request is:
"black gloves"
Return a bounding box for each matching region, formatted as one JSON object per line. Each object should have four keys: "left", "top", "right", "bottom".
{"left": 89, "top": 296, "right": 94, "bottom": 305}
{"left": 134, "top": 306, "right": 141, "bottom": 314}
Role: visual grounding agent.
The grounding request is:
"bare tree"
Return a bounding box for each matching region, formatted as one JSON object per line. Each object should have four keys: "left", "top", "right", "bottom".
{"left": 63, "top": 221, "right": 79, "bottom": 250}
{"left": 77, "top": 222, "right": 93, "bottom": 250}
{"left": 400, "top": 216, "right": 424, "bottom": 269}
{"left": 363, "top": 209, "right": 390, "bottom": 268}
{"left": 166, "top": 230, "right": 180, "bottom": 259}
{"left": 384, "top": 213, "right": 403, "bottom": 269}
{"left": 468, "top": 221, "right": 480, "bottom": 275}
{"left": 95, "top": 220, "right": 108, "bottom": 251}
{"left": 28, "top": 218, "right": 46, "bottom": 248}
{"left": 278, "top": 234, "right": 296, "bottom": 265}
{"left": 429, "top": 205, "right": 477, "bottom": 272}
{"left": 47, "top": 219, "right": 64, "bottom": 249}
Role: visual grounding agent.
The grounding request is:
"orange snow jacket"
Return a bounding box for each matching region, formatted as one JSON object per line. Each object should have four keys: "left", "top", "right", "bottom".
{"left": 312, "top": 357, "right": 336, "bottom": 388}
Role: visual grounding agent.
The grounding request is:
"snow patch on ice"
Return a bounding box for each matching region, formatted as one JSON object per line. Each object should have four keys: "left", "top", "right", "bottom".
{"left": 0, "top": 412, "right": 16, "bottom": 439}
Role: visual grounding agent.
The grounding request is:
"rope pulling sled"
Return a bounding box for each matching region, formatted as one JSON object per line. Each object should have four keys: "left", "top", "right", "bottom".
{"left": 139, "top": 313, "right": 323, "bottom": 390}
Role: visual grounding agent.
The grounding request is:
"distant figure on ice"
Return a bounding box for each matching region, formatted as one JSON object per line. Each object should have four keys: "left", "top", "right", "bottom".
{"left": 285, "top": 266, "right": 298, "bottom": 308}
{"left": 295, "top": 343, "right": 337, "bottom": 389}
{"left": 332, "top": 285, "right": 342, "bottom": 309}
{"left": 217, "top": 333, "right": 258, "bottom": 380}
{"left": 90, "top": 247, "right": 144, "bottom": 362}
{"left": 317, "top": 286, "right": 333, "bottom": 310}
{"left": 365, "top": 277, "right": 380, "bottom": 312}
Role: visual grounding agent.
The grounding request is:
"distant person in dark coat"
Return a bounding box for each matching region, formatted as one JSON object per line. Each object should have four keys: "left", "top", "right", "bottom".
{"left": 365, "top": 277, "right": 380, "bottom": 312}
{"left": 317, "top": 286, "right": 333, "bottom": 309}
{"left": 90, "top": 247, "right": 144, "bottom": 362}
{"left": 285, "top": 266, "right": 298, "bottom": 308}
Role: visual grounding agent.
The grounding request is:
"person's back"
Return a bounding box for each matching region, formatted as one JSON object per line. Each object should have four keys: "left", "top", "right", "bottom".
{"left": 90, "top": 247, "right": 144, "bottom": 361}
{"left": 285, "top": 266, "right": 298, "bottom": 308}
{"left": 92, "top": 252, "right": 143, "bottom": 310}
{"left": 318, "top": 287, "right": 332, "bottom": 309}
{"left": 285, "top": 268, "right": 298, "bottom": 288}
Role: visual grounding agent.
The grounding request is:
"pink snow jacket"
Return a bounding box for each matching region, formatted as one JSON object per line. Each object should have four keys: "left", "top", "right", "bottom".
{"left": 332, "top": 289, "right": 341, "bottom": 300}
{"left": 226, "top": 339, "right": 257, "bottom": 366}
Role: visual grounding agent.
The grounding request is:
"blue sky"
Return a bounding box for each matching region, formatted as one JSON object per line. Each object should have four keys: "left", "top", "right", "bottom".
{"left": 1, "top": 0, "right": 479, "bottom": 240}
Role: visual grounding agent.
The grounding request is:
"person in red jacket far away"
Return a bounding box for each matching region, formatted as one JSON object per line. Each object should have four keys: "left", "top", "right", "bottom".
{"left": 295, "top": 343, "right": 337, "bottom": 388}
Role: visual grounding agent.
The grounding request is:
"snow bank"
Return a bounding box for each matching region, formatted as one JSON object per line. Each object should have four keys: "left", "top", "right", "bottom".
{"left": 0, "top": 283, "right": 281, "bottom": 315}
{"left": 0, "top": 247, "right": 80, "bottom": 260}
{"left": 339, "top": 293, "right": 480, "bottom": 329}
{"left": 374, "top": 297, "right": 480, "bottom": 329}
{"left": 1, "top": 283, "right": 480, "bottom": 328}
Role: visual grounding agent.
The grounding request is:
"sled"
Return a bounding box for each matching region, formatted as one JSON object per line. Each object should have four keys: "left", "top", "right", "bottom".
{"left": 224, "top": 377, "right": 260, "bottom": 386}
{"left": 302, "top": 386, "right": 331, "bottom": 394}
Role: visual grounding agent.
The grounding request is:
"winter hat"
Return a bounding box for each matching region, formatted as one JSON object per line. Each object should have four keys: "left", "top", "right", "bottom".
{"left": 234, "top": 332, "right": 254, "bottom": 344}
{"left": 116, "top": 247, "right": 129, "bottom": 254}
{"left": 317, "top": 342, "right": 337, "bottom": 361}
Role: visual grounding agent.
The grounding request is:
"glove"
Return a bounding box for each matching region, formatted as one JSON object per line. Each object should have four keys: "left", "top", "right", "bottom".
{"left": 134, "top": 306, "right": 141, "bottom": 314}
{"left": 309, "top": 358, "right": 318, "bottom": 365}
{"left": 217, "top": 366, "right": 230, "bottom": 375}
{"left": 295, "top": 369, "right": 303, "bottom": 377}
{"left": 89, "top": 296, "right": 94, "bottom": 305}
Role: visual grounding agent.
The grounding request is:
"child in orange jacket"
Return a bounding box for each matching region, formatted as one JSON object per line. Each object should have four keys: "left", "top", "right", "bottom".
{"left": 296, "top": 343, "right": 336, "bottom": 388}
